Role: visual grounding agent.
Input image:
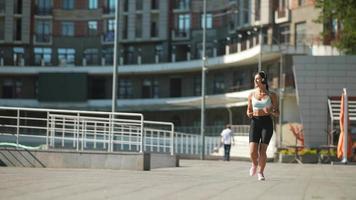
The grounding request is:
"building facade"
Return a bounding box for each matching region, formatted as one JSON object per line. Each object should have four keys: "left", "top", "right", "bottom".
{"left": 0, "top": 0, "right": 341, "bottom": 143}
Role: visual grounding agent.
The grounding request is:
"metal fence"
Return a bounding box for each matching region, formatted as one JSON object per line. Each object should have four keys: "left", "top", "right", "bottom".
{"left": 0, "top": 107, "right": 250, "bottom": 156}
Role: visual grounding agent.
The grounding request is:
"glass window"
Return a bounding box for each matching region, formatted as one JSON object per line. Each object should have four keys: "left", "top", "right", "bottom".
{"left": 178, "top": 14, "right": 190, "bottom": 32}
{"left": 298, "top": 0, "right": 305, "bottom": 6}
{"left": 58, "top": 48, "right": 75, "bottom": 65}
{"left": 88, "top": 21, "right": 98, "bottom": 36}
{"left": 2, "top": 79, "right": 22, "bottom": 98}
{"left": 136, "top": 0, "right": 143, "bottom": 10}
{"left": 105, "top": 0, "right": 116, "bottom": 13}
{"left": 61, "top": 22, "right": 74, "bottom": 36}
{"left": 279, "top": 24, "right": 290, "bottom": 44}
{"left": 102, "top": 48, "right": 113, "bottom": 65}
{"left": 14, "top": 18, "right": 22, "bottom": 41}
{"left": 62, "top": 0, "right": 74, "bottom": 10}
{"left": 295, "top": 22, "right": 306, "bottom": 45}
{"left": 201, "top": 13, "right": 212, "bottom": 29}
{"left": 36, "top": 0, "right": 52, "bottom": 15}
{"left": 243, "top": 0, "right": 249, "bottom": 24}
{"left": 119, "top": 79, "right": 133, "bottom": 99}
{"left": 103, "top": 19, "right": 115, "bottom": 42}
{"left": 174, "top": 0, "right": 190, "bottom": 10}
{"left": 83, "top": 48, "right": 98, "bottom": 65}
{"left": 0, "top": 18, "right": 4, "bottom": 40}
{"left": 88, "top": 0, "right": 97, "bottom": 9}
{"left": 89, "top": 77, "right": 106, "bottom": 99}
{"left": 151, "top": 14, "right": 159, "bottom": 37}
{"left": 0, "top": 1, "right": 5, "bottom": 13}
{"left": 213, "top": 74, "right": 225, "bottom": 94}
{"left": 151, "top": 0, "right": 159, "bottom": 10}
{"left": 35, "top": 20, "right": 51, "bottom": 42}
{"left": 34, "top": 48, "right": 52, "bottom": 65}
{"left": 193, "top": 75, "right": 201, "bottom": 96}
{"left": 135, "top": 14, "right": 142, "bottom": 38}
{"left": 13, "top": 47, "right": 24, "bottom": 66}
{"left": 142, "top": 79, "right": 159, "bottom": 98}
{"left": 255, "top": 0, "right": 260, "bottom": 21}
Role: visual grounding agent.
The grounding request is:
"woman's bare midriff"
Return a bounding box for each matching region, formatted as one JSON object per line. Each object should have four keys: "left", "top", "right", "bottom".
{"left": 252, "top": 110, "right": 271, "bottom": 117}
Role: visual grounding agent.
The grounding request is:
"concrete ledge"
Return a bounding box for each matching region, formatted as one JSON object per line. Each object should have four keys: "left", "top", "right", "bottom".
{"left": 0, "top": 148, "right": 178, "bottom": 171}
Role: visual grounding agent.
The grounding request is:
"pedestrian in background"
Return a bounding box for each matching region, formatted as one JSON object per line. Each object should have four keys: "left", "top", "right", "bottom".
{"left": 220, "top": 124, "right": 235, "bottom": 161}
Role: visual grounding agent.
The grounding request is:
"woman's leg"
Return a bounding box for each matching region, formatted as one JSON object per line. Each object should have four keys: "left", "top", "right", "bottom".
{"left": 258, "top": 143, "right": 268, "bottom": 173}
{"left": 249, "top": 142, "right": 259, "bottom": 166}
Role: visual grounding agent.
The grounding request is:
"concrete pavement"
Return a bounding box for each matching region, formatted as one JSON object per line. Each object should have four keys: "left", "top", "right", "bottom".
{"left": 1, "top": 160, "right": 356, "bottom": 200}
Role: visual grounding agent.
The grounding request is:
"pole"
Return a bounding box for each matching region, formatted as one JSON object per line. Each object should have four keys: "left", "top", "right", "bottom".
{"left": 258, "top": 24, "right": 262, "bottom": 72}
{"left": 278, "top": 53, "right": 284, "bottom": 147}
{"left": 200, "top": 0, "right": 207, "bottom": 160}
{"left": 112, "top": 0, "right": 119, "bottom": 113}
{"left": 342, "top": 88, "right": 348, "bottom": 163}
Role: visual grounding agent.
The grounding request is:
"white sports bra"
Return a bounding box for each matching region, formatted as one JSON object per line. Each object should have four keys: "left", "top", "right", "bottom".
{"left": 252, "top": 93, "right": 272, "bottom": 111}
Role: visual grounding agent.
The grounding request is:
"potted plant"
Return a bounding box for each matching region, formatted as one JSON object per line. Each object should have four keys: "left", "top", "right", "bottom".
{"left": 278, "top": 149, "right": 296, "bottom": 163}
{"left": 299, "top": 149, "right": 318, "bottom": 163}
{"left": 319, "top": 149, "right": 338, "bottom": 163}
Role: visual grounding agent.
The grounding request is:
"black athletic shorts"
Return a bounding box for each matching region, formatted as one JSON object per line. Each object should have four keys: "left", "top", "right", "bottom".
{"left": 249, "top": 115, "right": 273, "bottom": 144}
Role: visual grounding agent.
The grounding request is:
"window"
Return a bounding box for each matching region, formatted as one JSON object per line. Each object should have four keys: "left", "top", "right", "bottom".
{"left": 0, "top": 18, "right": 4, "bottom": 40}
{"left": 58, "top": 48, "right": 75, "bottom": 65}
{"left": 83, "top": 48, "right": 98, "bottom": 65}
{"left": 61, "top": 22, "right": 74, "bottom": 36}
{"left": 14, "top": 18, "right": 22, "bottom": 41}
{"left": 36, "top": 0, "right": 52, "bottom": 15}
{"left": 175, "top": 0, "right": 190, "bottom": 10}
{"left": 88, "top": 0, "right": 97, "bottom": 9}
{"left": 119, "top": 79, "right": 133, "bottom": 99}
{"left": 88, "top": 21, "right": 98, "bottom": 36}
{"left": 201, "top": 13, "right": 212, "bottom": 29}
{"left": 178, "top": 14, "right": 190, "bottom": 32}
{"left": 279, "top": 24, "right": 290, "bottom": 44}
{"left": 193, "top": 75, "right": 201, "bottom": 96}
{"left": 255, "top": 0, "right": 260, "bottom": 21}
{"left": 151, "top": 14, "right": 159, "bottom": 37}
{"left": 243, "top": 0, "right": 249, "bottom": 24}
{"left": 135, "top": 14, "right": 142, "bottom": 38}
{"left": 233, "top": 71, "right": 250, "bottom": 91}
{"left": 62, "top": 0, "right": 74, "bottom": 10}
{"left": 89, "top": 77, "right": 106, "bottom": 99}
{"left": 102, "top": 48, "right": 113, "bottom": 65}
{"left": 13, "top": 47, "right": 24, "bottom": 66}
{"left": 123, "top": 0, "right": 129, "bottom": 12}
{"left": 0, "top": 1, "right": 4, "bottom": 13}
{"left": 14, "top": 0, "right": 23, "bottom": 14}
{"left": 142, "top": 79, "right": 159, "bottom": 98}
{"left": 213, "top": 74, "right": 225, "bottom": 94}
{"left": 298, "top": 0, "right": 305, "bottom": 6}
{"left": 104, "top": 19, "right": 115, "bottom": 42}
{"left": 151, "top": 0, "right": 158, "bottom": 10}
{"left": 34, "top": 48, "right": 52, "bottom": 65}
{"left": 105, "top": 0, "right": 116, "bottom": 13}
{"left": 136, "top": 0, "right": 143, "bottom": 10}
{"left": 35, "top": 20, "right": 51, "bottom": 43}
{"left": 295, "top": 22, "right": 306, "bottom": 46}
{"left": 2, "top": 79, "right": 22, "bottom": 99}
{"left": 123, "top": 16, "right": 128, "bottom": 39}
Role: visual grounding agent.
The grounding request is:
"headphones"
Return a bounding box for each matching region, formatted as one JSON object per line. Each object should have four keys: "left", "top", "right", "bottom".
{"left": 259, "top": 71, "right": 267, "bottom": 84}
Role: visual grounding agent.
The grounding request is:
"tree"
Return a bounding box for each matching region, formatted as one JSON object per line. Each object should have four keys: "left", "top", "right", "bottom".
{"left": 315, "top": 0, "right": 356, "bottom": 54}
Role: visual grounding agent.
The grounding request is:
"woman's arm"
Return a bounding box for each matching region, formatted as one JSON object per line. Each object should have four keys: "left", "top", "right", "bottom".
{"left": 246, "top": 92, "right": 253, "bottom": 118}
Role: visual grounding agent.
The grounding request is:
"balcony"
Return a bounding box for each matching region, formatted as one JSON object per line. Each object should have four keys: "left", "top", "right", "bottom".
{"left": 274, "top": 8, "right": 290, "bottom": 24}
{"left": 172, "top": 30, "right": 190, "bottom": 41}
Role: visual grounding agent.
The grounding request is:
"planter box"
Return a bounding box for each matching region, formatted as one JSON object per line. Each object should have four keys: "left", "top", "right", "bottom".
{"left": 279, "top": 154, "right": 296, "bottom": 163}
{"left": 300, "top": 154, "right": 318, "bottom": 163}
{"left": 319, "top": 154, "right": 339, "bottom": 164}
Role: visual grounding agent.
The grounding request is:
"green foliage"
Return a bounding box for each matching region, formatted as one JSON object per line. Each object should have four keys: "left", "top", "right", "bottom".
{"left": 315, "top": 0, "right": 356, "bottom": 54}
{"left": 319, "top": 149, "right": 337, "bottom": 156}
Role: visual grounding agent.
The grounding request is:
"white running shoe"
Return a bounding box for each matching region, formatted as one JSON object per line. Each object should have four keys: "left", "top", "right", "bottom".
{"left": 249, "top": 166, "right": 257, "bottom": 176}
{"left": 257, "top": 172, "right": 265, "bottom": 181}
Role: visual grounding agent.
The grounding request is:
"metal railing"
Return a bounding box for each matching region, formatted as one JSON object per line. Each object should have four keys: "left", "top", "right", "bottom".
{"left": 0, "top": 107, "right": 251, "bottom": 156}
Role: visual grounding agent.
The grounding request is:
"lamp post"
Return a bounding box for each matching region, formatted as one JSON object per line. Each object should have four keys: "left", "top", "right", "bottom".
{"left": 112, "top": 0, "right": 119, "bottom": 113}
{"left": 200, "top": 0, "right": 207, "bottom": 160}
